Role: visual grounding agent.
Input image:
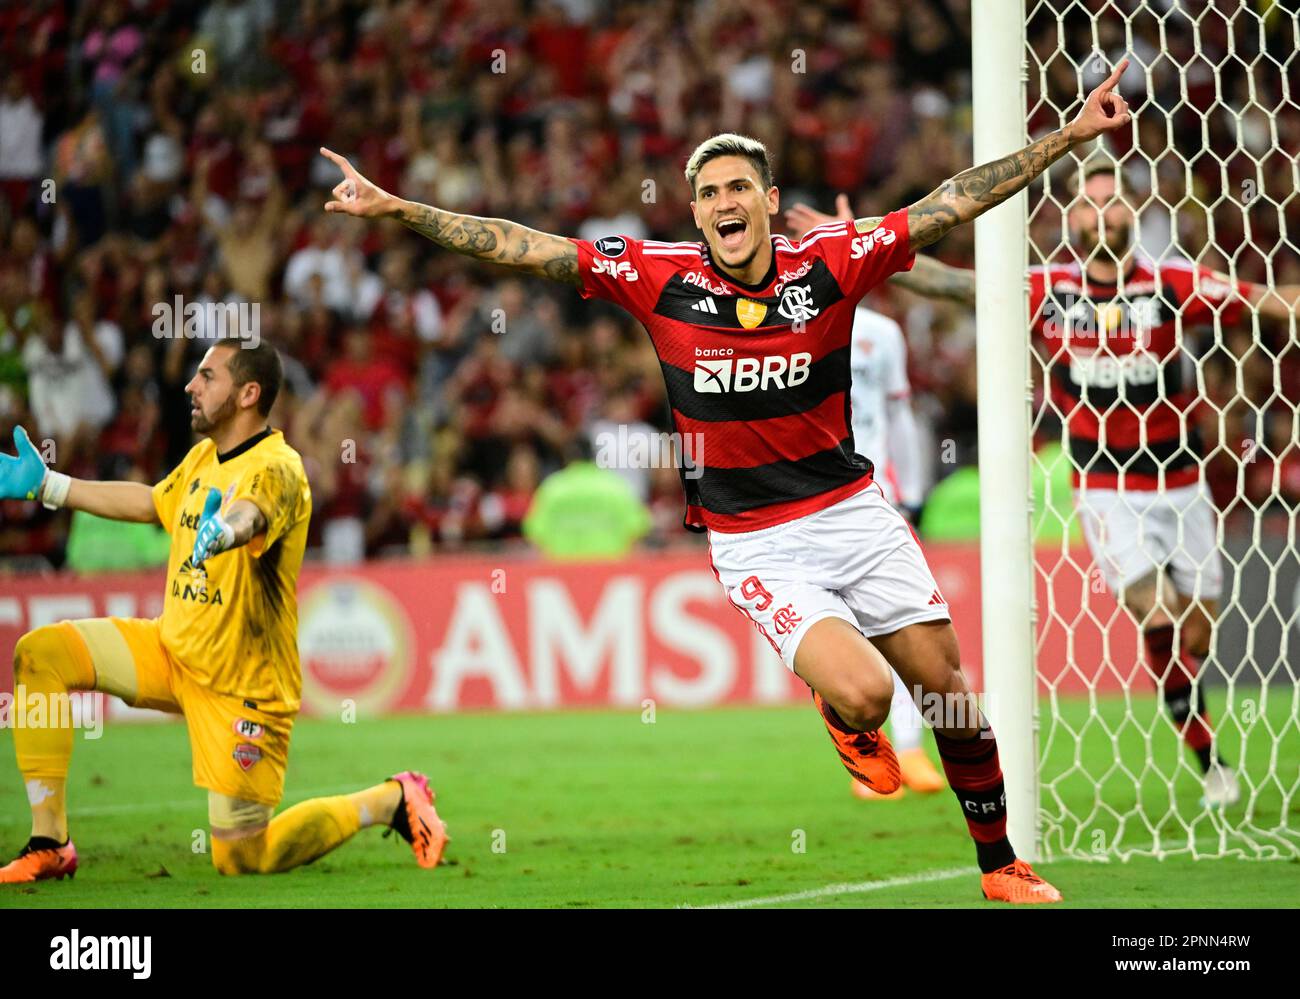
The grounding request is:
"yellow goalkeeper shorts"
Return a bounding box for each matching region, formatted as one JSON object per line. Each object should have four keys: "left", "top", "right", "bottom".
{"left": 70, "top": 616, "right": 293, "bottom": 808}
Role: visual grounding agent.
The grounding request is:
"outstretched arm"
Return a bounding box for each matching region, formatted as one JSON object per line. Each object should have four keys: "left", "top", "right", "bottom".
{"left": 907, "top": 59, "right": 1133, "bottom": 250}
{"left": 785, "top": 195, "right": 976, "bottom": 306}
{"left": 889, "top": 253, "right": 976, "bottom": 306}
{"left": 319, "top": 147, "right": 580, "bottom": 286}
{"left": 65, "top": 480, "right": 160, "bottom": 524}
{"left": 1242, "top": 281, "right": 1300, "bottom": 324}
{"left": 0, "top": 426, "right": 159, "bottom": 523}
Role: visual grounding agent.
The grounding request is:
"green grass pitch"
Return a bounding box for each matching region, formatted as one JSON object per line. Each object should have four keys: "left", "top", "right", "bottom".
{"left": 1, "top": 695, "right": 1296, "bottom": 908}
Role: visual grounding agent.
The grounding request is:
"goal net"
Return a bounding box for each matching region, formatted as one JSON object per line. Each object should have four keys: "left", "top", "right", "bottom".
{"left": 1019, "top": 0, "right": 1300, "bottom": 860}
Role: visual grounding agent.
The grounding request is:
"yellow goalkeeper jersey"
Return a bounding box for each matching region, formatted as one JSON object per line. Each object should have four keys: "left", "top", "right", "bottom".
{"left": 151, "top": 428, "right": 311, "bottom": 714}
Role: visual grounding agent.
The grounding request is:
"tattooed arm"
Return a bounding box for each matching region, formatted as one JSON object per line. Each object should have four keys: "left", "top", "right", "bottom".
{"left": 887, "top": 252, "right": 976, "bottom": 307}
{"left": 318, "top": 147, "right": 580, "bottom": 286}
{"left": 907, "top": 59, "right": 1133, "bottom": 250}
{"left": 222, "top": 500, "right": 268, "bottom": 548}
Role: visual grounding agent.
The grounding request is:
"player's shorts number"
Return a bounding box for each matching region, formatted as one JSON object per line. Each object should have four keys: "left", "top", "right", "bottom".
{"left": 740, "top": 575, "right": 775, "bottom": 611}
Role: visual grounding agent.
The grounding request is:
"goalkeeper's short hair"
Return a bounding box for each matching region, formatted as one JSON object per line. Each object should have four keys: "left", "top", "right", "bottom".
{"left": 224, "top": 339, "right": 283, "bottom": 417}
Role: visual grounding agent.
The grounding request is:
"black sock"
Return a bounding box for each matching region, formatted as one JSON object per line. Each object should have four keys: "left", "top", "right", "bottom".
{"left": 1195, "top": 745, "right": 1214, "bottom": 773}
{"left": 388, "top": 782, "right": 412, "bottom": 842}
{"left": 975, "top": 837, "right": 1016, "bottom": 874}
{"left": 24, "top": 835, "right": 66, "bottom": 853}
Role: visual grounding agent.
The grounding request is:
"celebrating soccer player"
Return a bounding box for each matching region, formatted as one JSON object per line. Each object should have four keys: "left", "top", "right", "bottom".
{"left": 319, "top": 59, "right": 1138, "bottom": 903}
{"left": 0, "top": 341, "right": 446, "bottom": 882}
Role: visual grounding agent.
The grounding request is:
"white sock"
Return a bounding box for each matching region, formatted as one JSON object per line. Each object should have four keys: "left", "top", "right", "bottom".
{"left": 890, "top": 671, "right": 924, "bottom": 752}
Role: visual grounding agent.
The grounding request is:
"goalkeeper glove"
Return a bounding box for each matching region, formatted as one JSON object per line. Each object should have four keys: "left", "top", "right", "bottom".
{"left": 0, "top": 425, "right": 69, "bottom": 509}
{"left": 192, "top": 487, "right": 235, "bottom": 569}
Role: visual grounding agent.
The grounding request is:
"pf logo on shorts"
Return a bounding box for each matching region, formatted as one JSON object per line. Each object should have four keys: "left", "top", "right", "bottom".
{"left": 233, "top": 743, "right": 263, "bottom": 771}
{"left": 233, "top": 718, "right": 264, "bottom": 740}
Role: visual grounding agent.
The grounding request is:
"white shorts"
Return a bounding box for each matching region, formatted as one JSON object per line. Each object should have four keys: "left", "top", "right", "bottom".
{"left": 707, "top": 481, "right": 951, "bottom": 672}
{"left": 1075, "top": 484, "right": 1223, "bottom": 602}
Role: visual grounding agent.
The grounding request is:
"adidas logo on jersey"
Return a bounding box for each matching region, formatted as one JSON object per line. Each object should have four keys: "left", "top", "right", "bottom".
{"left": 693, "top": 351, "right": 812, "bottom": 393}
{"left": 691, "top": 297, "right": 719, "bottom": 314}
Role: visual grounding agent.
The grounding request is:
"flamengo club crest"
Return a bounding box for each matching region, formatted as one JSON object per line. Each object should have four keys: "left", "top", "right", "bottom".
{"left": 778, "top": 283, "right": 819, "bottom": 324}
{"left": 736, "top": 298, "right": 767, "bottom": 329}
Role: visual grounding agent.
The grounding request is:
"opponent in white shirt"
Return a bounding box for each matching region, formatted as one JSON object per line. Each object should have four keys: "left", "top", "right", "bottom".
{"left": 847, "top": 304, "right": 946, "bottom": 799}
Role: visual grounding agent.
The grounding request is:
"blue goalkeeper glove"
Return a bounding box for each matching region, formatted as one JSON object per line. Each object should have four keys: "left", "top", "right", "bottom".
{"left": 192, "top": 487, "right": 235, "bottom": 570}
{"left": 0, "top": 425, "right": 50, "bottom": 502}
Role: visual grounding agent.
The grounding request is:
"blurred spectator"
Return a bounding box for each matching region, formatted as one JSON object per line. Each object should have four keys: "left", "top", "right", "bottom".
{"left": 523, "top": 451, "right": 651, "bottom": 560}
{"left": 21, "top": 298, "right": 116, "bottom": 448}
{"left": 0, "top": 71, "right": 43, "bottom": 218}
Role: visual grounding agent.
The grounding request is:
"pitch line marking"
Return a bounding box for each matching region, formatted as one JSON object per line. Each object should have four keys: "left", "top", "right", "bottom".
{"left": 682, "top": 865, "right": 978, "bottom": 909}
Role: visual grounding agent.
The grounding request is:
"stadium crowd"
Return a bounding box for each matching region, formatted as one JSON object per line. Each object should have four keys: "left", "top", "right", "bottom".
{"left": 0, "top": 0, "right": 1296, "bottom": 569}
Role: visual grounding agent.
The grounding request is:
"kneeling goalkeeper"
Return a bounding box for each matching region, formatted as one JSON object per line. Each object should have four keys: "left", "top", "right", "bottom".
{"left": 0, "top": 340, "right": 446, "bottom": 881}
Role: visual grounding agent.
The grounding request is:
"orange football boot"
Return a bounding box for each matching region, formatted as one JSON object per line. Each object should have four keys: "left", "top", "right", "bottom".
{"left": 852, "top": 747, "right": 946, "bottom": 799}
{"left": 899, "top": 747, "right": 946, "bottom": 792}
{"left": 851, "top": 779, "right": 906, "bottom": 800}
{"left": 0, "top": 840, "right": 78, "bottom": 884}
{"left": 813, "top": 691, "right": 902, "bottom": 794}
{"left": 980, "top": 859, "right": 1062, "bottom": 904}
{"left": 389, "top": 771, "right": 448, "bottom": 869}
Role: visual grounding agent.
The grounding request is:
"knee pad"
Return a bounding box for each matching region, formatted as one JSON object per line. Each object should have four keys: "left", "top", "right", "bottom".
{"left": 13, "top": 623, "right": 95, "bottom": 691}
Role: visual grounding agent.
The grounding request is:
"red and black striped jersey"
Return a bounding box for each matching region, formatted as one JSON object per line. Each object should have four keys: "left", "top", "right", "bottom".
{"left": 570, "top": 209, "right": 916, "bottom": 532}
{"left": 1029, "top": 257, "right": 1250, "bottom": 491}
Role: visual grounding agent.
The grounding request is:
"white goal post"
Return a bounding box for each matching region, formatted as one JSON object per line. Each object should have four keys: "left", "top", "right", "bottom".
{"left": 971, "top": 0, "right": 1037, "bottom": 862}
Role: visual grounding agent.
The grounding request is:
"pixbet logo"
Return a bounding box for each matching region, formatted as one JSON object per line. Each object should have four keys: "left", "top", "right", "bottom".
{"left": 693, "top": 349, "right": 811, "bottom": 393}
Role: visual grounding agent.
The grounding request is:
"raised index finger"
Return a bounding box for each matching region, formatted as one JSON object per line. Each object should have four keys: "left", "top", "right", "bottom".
{"left": 319, "top": 146, "right": 355, "bottom": 177}
{"left": 1098, "top": 57, "right": 1130, "bottom": 93}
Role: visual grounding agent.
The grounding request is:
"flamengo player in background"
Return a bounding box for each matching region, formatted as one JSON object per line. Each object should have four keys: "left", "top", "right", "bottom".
{"left": 0, "top": 341, "right": 446, "bottom": 882}
{"left": 320, "top": 59, "right": 1136, "bottom": 903}
{"left": 786, "top": 193, "right": 976, "bottom": 802}
{"left": 1032, "top": 156, "right": 1300, "bottom": 807}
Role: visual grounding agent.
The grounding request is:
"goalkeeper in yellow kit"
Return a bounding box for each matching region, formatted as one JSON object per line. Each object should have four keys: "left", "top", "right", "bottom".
{"left": 0, "top": 340, "right": 447, "bottom": 882}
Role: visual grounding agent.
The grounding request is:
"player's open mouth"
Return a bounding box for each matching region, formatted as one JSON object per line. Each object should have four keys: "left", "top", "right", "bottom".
{"left": 716, "top": 217, "right": 747, "bottom": 250}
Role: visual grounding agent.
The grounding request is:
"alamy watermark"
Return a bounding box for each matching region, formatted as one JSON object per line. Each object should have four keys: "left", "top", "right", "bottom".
{"left": 0, "top": 687, "right": 103, "bottom": 740}
{"left": 1040, "top": 293, "right": 1156, "bottom": 348}
{"left": 151, "top": 296, "right": 261, "bottom": 348}
{"left": 594, "top": 426, "right": 705, "bottom": 480}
